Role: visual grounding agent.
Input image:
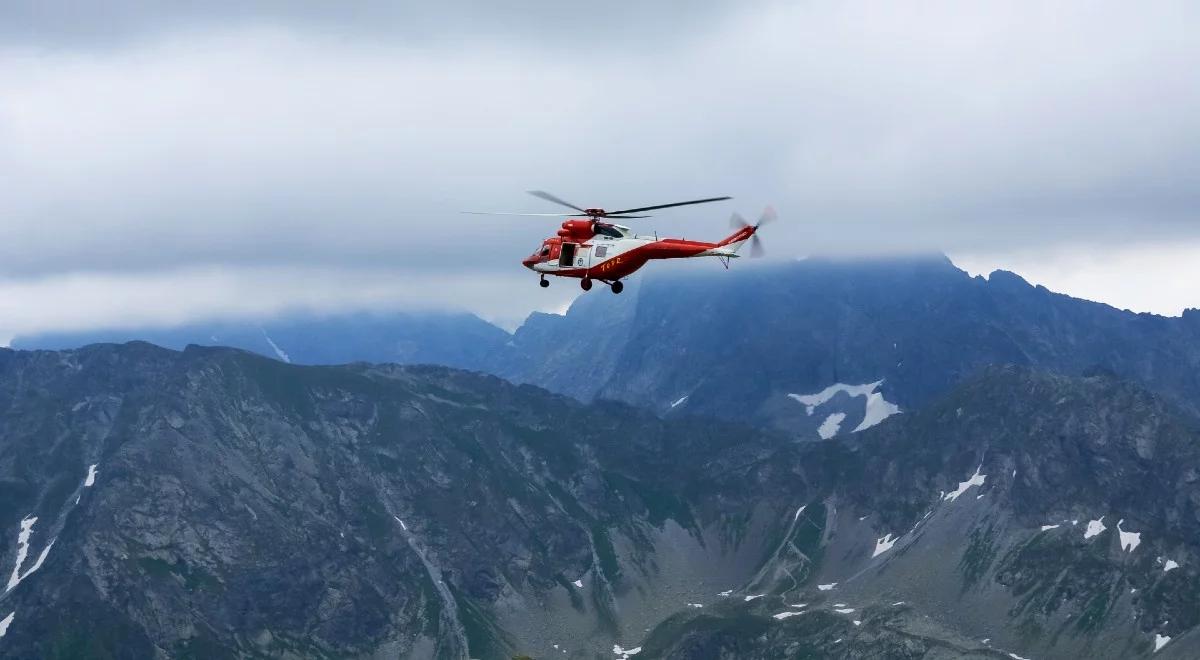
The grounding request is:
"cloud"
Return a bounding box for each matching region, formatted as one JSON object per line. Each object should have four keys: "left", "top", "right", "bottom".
{"left": 0, "top": 265, "right": 576, "bottom": 341}
{"left": 952, "top": 239, "right": 1200, "bottom": 317}
{"left": 1, "top": 1, "right": 1199, "bottom": 335}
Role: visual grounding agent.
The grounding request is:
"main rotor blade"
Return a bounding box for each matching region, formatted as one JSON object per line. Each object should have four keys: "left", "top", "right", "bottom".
{"left": 607, "top": 196, "right": 731, "bottom": 216}
{"left": 461, "top": 211, "right": 576, "bottom": 217}
{"left": 604, "top": 214, "right": 650, "bottom": 219}
{"left": 527, "top": 190, "right": 586, "bottom": 213}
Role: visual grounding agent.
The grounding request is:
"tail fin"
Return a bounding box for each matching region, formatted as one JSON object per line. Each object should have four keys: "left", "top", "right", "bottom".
{"left": 717, "top": 223, "right": 757, "bottom": 249}
{"left": 719, "top": 207, "right": 775, "bottom": 256}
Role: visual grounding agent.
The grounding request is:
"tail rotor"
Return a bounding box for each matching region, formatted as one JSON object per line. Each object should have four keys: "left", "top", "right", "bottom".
{"left": 729, "top": 206, "right": 776, "bottom": 257}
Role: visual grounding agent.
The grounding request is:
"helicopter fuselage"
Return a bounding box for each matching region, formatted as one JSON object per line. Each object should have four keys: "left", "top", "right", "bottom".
{"left": 522, "top": 220, "right": 754, "bottom": 282}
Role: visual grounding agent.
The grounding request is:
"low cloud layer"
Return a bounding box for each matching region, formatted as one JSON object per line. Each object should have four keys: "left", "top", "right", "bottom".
{"left": 2, "top": 1, "right": 1199, "bottom": 337}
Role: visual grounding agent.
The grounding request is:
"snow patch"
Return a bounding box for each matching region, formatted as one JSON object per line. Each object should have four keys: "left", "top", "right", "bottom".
{"left": 1155, "top": 634, "right": 1171, "bottom": 652}
{"left": 853, "top": 620, "right": 862, "bottom": 626}
{"left": 669, "top": 396, "right": 688, "bottom": 408}
{"left": 1164, "top": 559, "right": 1179, "bottom": 572}
{"left": 793, "top": 505, "right": 806, "bottom": 522}
{"left": 1083, "top": 517, "right": 1106, "bottom": 540}
{"left": 718, "top": 589, "right": 733, "bottom": 597}
{"left": 1040, "top": 524, "right": 1060, "bottom": 532}
{"left": 773, "top": 611, "right": 803, "bottom": 620}
{"left": 872, "top": 533, "right": 897, "bottom": 557}
{"left": 943, "top": 466, "right": 986, "bottom": 502}
{"left": 789, "top": 603, "right": 807, "bottom": 608}
{"left": 573, "top": 579, "right": 583, "bottom": 588}
{"left": 393, "top": 516, "right": 407, "bottom": 531}
{"left": 857, "top": 389, "right": 902, "bottom": 431}
{"left": 744, "top": 593, "right": 765, "bottom": 602}
{"left": 1117, "top": 519, "right": 1141, "bottom": 552}
{"left": 0, "top": 610, "right": 12, "bottom": 639}
{"left": 262, "top": 331, "right": 291, "bottom": 363}
{"left": 834, "top": 607, "right": 855, "bottom": 614}
{"left": 1008, "top": 654, "right": 1032, "bottom": 660}
{"left": 817, "top": 413, "right": 846, "bottom": 439}
{"left": 19, "top": 541, "right": 54, "bottom": 585}
{"left": 787, "top": 380, "right": 901, "bottom": 432}
{"left": 686, "top": 603, "right": 703, "bottom": 608}
{"left": 817, "top": 583, "right": 837, "bottom": 591}
{"left": 6, "top": 517, "right": 38, "bottom": 592}
{"left": 613, "top": 645, "right": 642, "bottom": 658}
{"left": 84, "top": 464, "right": 98, "bottom": 487}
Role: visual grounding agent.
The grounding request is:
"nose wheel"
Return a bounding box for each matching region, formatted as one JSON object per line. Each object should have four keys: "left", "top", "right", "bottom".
{"left": 580, "top": 278, "right": 593, "bottom": 291}
{"left": 611, "top": 280, "right": 624, "bottom": 294}
{"left": 539, "top": 276, "right": 549, "bottom": 288}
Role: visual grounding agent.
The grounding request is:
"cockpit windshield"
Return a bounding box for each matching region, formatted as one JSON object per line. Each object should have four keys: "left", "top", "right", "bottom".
{"left": 594, "top": 223, "right": 624, "bottom": 239}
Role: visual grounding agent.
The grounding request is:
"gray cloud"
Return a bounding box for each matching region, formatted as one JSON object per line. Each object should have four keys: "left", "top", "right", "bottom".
{"left": 2, "top": 1, "right": 1199, "bottom": 336}
{"left": 0, "top": 1, "right": 732, "bottom": 50}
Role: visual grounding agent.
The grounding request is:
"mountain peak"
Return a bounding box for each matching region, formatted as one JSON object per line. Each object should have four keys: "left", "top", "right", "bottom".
{"left": 986, "top": 268, "right": 1033, "bottom": 289}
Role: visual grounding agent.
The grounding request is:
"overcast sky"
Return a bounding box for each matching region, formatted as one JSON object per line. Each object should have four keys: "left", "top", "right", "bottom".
{"left": 2, "top": 1, "right": 1199, "bottom": 341}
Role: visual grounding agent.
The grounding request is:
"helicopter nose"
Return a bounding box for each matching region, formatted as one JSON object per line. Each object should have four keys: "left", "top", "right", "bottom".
{"left": 522, "top": 257, "right": 536, "bottom": 270}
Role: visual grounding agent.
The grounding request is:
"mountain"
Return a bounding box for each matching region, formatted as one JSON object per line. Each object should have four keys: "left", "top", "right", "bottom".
{"left": 1, "top": 343, "right": 1198, "bottom": 658}
{"left": 489, "top": 256, "right": 1200, "bottom": 439}
{"left": 638, "top": 365, "right": 1200, "bottom": 659}
{"left": 9, "top": 311, "right": 510, "bottom": 372}
{"left": 18, "top": 256, "right": 1200, "bottom": 448}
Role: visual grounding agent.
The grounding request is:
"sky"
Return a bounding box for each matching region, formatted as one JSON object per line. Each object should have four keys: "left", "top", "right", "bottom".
{"left": 2, "top": 1, "right": 1199, "bottom": 341}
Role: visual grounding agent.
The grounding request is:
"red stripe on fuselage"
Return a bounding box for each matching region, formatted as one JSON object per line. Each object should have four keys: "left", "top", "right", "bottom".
{"left": 550, "top": 238, "right": 718, "bottom": 280}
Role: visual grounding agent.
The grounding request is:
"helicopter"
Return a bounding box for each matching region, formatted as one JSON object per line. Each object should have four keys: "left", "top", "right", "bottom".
{"left": 467, "top": 191, "right": 774, "bottom": 293}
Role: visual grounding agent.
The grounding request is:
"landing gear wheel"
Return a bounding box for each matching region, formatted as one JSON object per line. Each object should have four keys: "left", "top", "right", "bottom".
{"left": 611, "top": 281, "right": 624, "bottom": 294}
{"left": 539, "top": 277, "right": 549, "bottom": 288}
{"left": 580, "top": 278, "right": 593, "bottom": 291}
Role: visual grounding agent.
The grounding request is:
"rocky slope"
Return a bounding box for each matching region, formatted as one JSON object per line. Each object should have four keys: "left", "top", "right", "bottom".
{"left": 489, "top": 256, "right": 1200, "bottom": 439}
{"left": 649, "top": 365, "right": 1200, "bottom": 659}
{"left": 2, "top": 343, "right": 1199, "bottom": 658}
{"left": 0, "top": 342, "right": 796, "bottom": 658}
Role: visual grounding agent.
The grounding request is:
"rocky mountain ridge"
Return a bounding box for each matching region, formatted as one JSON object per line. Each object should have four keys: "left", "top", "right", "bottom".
{"left": 490, "top": 256, "right": 1200, "bottom": 439}
{"left": 2, "top": 343, "right": 1198, "bottom": 658}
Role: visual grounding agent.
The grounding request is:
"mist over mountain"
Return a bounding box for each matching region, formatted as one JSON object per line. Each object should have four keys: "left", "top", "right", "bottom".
{"left": 490, "top": 255, "right": 1200, "bottom": 437}
{"left": 3, "top": 257, "right": 1200, "bottom": 658}
{"left": 10, "top": 311, "right": 510, "bottom": 372}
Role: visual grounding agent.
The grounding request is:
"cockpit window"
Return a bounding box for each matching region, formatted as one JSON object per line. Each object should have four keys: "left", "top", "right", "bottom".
{"left": 540, "top": 246, "right": 550, "bottom": 256}
{"left": 595, "top": 224, "right": 623, "bottom": 239}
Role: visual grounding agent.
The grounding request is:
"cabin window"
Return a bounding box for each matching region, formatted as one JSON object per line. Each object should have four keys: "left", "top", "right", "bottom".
{"left": 595, "top": 246, "right": 608, "bottom": 258}
{"left": 595, "top": 224, "right": 623, "bottom": 239}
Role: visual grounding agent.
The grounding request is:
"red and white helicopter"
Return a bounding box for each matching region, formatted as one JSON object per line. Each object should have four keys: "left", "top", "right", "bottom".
{"left": 468, "top": 190, "right": 774, "bottom": 294}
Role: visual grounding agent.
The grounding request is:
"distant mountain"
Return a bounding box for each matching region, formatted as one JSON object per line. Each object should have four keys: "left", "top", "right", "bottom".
{"left": 1, "top": 344, "right": 1198, "bottom": 658}
{"left": 10, "top": 310, "right": 511, "bottom": 371}
{"left": 489, "top": 256, "right": 1200, "bottom": 438}
{"left": 17, "top": 256, "right": 1200, "bottom": 448}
